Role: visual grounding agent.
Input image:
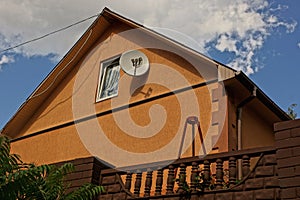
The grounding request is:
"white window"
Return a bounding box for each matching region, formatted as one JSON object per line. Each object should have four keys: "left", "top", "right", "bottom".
{"left": 96, "top": 57, "right": 120, "bottom": 102}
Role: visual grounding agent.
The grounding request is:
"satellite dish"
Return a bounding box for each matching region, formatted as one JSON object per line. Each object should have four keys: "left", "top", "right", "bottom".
{"left": 120, "top": 50, "right": 149, "bottom": 76}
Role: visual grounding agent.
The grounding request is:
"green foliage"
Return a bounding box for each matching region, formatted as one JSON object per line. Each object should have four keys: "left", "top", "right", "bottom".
{"left": 0, "top": 136, "right": 104, "bottom": 200}
{"left": 287, "top": 103, "right": 297, "bottom": 119}
{"left": 174, "top": 167, "right": 230, "bottom": 195}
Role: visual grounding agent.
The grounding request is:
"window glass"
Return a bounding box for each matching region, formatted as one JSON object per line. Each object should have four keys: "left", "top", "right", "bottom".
{"left": 96, "top": 58, "right": 120, "bottom": 102}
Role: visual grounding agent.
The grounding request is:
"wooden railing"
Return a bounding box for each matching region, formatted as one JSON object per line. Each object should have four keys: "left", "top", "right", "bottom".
{"left": 99, "top": 146, "right": 276, "bottom": 198}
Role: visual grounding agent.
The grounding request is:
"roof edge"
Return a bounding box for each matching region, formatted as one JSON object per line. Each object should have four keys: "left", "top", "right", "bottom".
{"left": 1, "top": 8, "right": 109, "bottom": 136}
{"left": 234, "top": 71, "right": 291, "bottom": 121}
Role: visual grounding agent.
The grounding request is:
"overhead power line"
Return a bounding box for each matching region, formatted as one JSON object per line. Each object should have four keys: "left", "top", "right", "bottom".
{"left": 0, "top": 13, "right": 100, "bottom": 54}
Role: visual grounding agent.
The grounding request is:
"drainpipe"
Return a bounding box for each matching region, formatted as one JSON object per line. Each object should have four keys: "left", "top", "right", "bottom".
{"left": 237, "top": 86, "right": 257, "bottom": 179}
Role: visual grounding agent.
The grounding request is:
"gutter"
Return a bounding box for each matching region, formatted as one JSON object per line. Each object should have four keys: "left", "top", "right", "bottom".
{"left": 237, "top": 86, "right": 257, "bottom": 151}
{"left": 236, "top": 85, "right": 257, "bottom": 179}
{"left": 234, "top": 72, "right": 291, "bottom": 121}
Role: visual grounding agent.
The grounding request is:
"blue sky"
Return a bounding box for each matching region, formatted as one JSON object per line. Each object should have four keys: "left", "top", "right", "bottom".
{"left": 0, "top": 0, "right": 299, "bottom": 129}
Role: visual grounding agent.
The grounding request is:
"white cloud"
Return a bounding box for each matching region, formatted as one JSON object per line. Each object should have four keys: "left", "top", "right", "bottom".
{"left": 0, "top": 0, "right": 297, "bottom": 75}
{"left": 0, "top": 0, "right": 102, "bottom": 57}
{"left": 0, "top": 55, "right": 14, "bottom": 70}
{"left": 216, "top": 35, "right": 238, "bottom": 54}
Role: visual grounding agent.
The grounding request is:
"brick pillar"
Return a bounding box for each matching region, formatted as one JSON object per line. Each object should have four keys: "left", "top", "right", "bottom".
{"left": 274, "top": 119, "right": 300, "bottom": 199}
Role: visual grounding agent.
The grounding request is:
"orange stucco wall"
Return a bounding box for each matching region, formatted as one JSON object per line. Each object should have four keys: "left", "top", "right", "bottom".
{"left": 8, "top": 18, "right": 282, "bottom": 170}
{"left": 10, "top": 22, "right": 224, "bottom": 166}
{"left": 11, "top": 125, "right": 91, "bottom": 164}
{"left": 241, "top": 102, "right": 275, "bottom": 149}
{"left": 226, "top": 86, "right": 280, "bottom": 151}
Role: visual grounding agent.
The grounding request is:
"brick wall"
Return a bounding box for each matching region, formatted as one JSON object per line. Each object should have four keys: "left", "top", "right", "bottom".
{"left": 98, "top": 151, "right": 280, "bottom": 200}
{"left": 99, "top": 172, "right": 133, "bottom": 200}
{"left": 275, "top": 119, "right": 300, "bottom": 200}
{"left": 55, "top": 157, "right": 108, "bottom": 193}
{"left": 56, "top": 150, "right": 280, "bottom": 200}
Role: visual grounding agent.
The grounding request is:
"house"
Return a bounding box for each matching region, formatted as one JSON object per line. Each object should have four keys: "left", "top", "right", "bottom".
{"left": 1, "top": 7, "right": 291, "bottom": 198}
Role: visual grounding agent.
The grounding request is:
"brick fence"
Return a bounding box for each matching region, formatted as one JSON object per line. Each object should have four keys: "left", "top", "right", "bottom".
{"left": 89, "top": 146, "right": 280, "bottom": 200}
{"left": 57, "top": 119, "right": 300, "bottom": 199}
{"left": 275, "top": 119, "right": 300, "bottom": 200}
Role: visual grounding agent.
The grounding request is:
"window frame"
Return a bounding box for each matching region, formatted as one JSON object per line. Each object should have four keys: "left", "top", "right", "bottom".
{"left": 96, "top": 56, "right": 121, "bottom": 102}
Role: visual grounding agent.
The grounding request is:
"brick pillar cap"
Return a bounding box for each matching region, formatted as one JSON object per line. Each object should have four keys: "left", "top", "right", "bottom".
{"left": 274, "top": 119, "right": 300, "bottom": 132}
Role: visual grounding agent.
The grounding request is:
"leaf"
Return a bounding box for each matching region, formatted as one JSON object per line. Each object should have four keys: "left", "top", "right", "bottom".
{"left": 0, "top": 136, "right": 104, "bottom": 200}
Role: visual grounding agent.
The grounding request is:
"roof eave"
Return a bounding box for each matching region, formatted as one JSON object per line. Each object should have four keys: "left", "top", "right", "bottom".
{"left": 1, "top": 8, "right": 112, "bottom": 137}
{"left": 234, "top": 71, "right": 291, "bottom": 121}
